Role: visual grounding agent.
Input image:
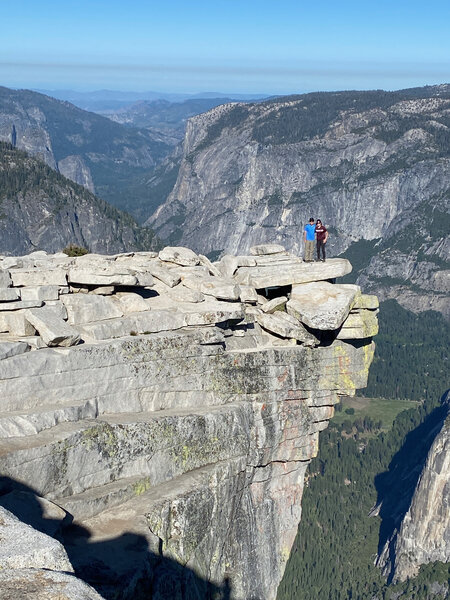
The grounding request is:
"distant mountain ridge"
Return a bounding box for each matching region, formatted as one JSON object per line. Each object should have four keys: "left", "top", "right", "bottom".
{"left": 0, "top": 86, "right": 173, "bottom": 219}
{"left": 35, "top": 89, "right": 268, "bottom": 112}
{"left": 148, "top": 84, "right": 450, "bottom": 317}
{"left": 105, "top": 97, "right": 238, "bottom": 141}
{"left": 0, "top": 142, "right": 157, "bottom": 255}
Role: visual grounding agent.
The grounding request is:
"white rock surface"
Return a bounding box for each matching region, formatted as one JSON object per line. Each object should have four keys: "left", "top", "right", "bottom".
{"left": 168, "top": 284, "right": 205, "bottom": 304}
{"left": 0, "top": 341, "right": 30, "bottom": 361}
{"left": 90, "top": 286, "right": 115, "bottom": 295}
{"left": 0, "top": 258, "right": 21, "bottom": 269}
{"left": 16, "top": 335, "right": 46, "bottom": 349}
{"left": 0, "top": 300, "right": 44, "bottom": 311}
{"left": 112, "top": 292, "right": 150, "bottom": 314}
{"left": 25, "top": 307, "right": 81, "bottom": 347}
{"left": 19, "top": 286, "right": 60, "bottom": 301}
{"left": 337, "top": 309, "right": 379, "bottom": 339}
{"left": 218, "top": 254, "right": 257, "bottom": 277}
{"left": 0, "top": 270, "right": 12, "bottom": 287}
{"left": 0, "top": 569, "right": 105, "bottom": 600}
{"left": 61, "top": 294, "right": 123, "bottom": 325}
{"left": 0, "top": 289, "right": 19, "bottom": 302}
{"left": 250, "top": 244, "right": 286, "bottom": 256}
{"left": 159, "top": 246, "right": 200, "bottom": 266}
{"left": 200, "top": 279, "right": 240, "bottom": 301}
{"left": 256, "top": 311, "right": 317, "bottom": 345}
{"left": 236, "top": 258, "right": 352, "bottom": 288}
{"left": 133, "top": 271, "right": 154, "bottom": 287}
{"left": 45, "top": 300, "right": 68, "bottom": 321}
{"left": 353, "top": 292, "right": 380, "bottom": 310}
{"left": 1, "top": 312, "right": 36, "bottom": 336}
{"left": 199, "top": 254, "right": 222, "bottom": 277}
{"left": 261, "top": 296, "right": 288, "bottom": 313}
{"left": 239, "top": 285, "right": 258, "bottom": 303}
{"left": 148, "top": 263, "right": 181, "bottom": 287}
{"left": 0, "top": 506, "right": 73, "bottom": 572}
{"left": 78, "top": 300, "right": 244, "bottom": 341}
{"left": 288, "top": 282, "right": 358, "bottom": 329}
{"left": 68, "top": 267, "right": 138, "bottom": 287}
{"left": 10, "top": 269, "right": 67, "bottom": 287}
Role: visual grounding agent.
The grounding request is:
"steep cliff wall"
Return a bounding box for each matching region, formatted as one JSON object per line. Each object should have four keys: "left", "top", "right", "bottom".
{"left": 377, "top": 392, "right": 450, "bottom": 582}
{"left": 148, "top": 86, "right": 450, "bottom": 316}
{"left": 0, "top": 245, "right": 377, "bottom": 599}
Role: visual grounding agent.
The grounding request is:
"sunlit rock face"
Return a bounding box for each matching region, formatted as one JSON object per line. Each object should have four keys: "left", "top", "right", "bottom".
{"left": 0, "top": 245, "right": 377, "bottom": 599}
{"left": 377, "top": 392, "right": 450, "bottom": 583}
{"left": 147, "top": 87, "right": 450, "bottom": 318}
{"left": 0, "top": 505, "right": 103, "bottom": 600}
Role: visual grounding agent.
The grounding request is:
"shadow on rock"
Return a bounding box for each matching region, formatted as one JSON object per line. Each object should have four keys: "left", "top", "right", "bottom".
{"left": 0, "top": 476, "right": 232, "bottom": 600}
{"left": 374, "top": 390, "right": 449, "bottom": 581}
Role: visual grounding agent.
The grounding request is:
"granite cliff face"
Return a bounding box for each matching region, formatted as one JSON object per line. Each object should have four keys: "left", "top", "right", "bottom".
{"left": 0, "top": 86, "right": 172, "bottom": 218}
{"left": 148, "top": 86, "right": 450, "bottom": 316}
{"left": 377, "top": 392, "right": 450, "bottom": 583}
{"left": 0, "top": 505, "right": 103, "bottom": 600}
{"left": 0, "top": 142, "right": 157, "bottom": 256}
{"left": 0, "top": 245, "right": 377, "bottom": 599}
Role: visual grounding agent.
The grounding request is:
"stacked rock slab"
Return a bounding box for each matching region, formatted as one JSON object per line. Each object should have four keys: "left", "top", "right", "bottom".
{"left": 0, "top": 245, "right": 378, "bottom": 600}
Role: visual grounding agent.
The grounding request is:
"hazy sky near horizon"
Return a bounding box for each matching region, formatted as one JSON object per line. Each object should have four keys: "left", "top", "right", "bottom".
{"left": 2, "top": 0, "right": 449, "bottom": 94}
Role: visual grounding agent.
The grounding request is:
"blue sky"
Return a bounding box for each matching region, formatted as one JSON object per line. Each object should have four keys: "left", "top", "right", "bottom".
{"left": 2, "top": 0, "right": 449, "bottom": 94}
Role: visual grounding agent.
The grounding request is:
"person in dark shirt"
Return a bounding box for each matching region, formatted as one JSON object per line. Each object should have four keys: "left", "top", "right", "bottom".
{"left": 315, "top": 220, "right": 328, "bottom": 261}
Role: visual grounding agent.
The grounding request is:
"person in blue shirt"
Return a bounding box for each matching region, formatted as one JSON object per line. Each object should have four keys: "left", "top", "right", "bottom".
{"left": 303, "top": 217, "right": 316, "bottom": 262}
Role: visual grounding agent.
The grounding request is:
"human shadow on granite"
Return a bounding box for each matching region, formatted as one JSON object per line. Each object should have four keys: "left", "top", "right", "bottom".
{"left": 0, "top": 476, "right": 233, "bottom": 600}
{"left": 63, "top": 522, "right": 234, "bottom": 600}
{"left": 373, "top": 391, "right": 449, "bottom": 581}
{"left": 0, "top": 476, "right": 72, "bottom": 541}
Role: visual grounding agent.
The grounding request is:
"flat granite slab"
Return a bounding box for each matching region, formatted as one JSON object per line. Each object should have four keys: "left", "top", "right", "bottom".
{"left": 25, "top": 307, "right": 81, "bottom": 347}
{"left": 0, "top": 341, "right": 30, "bottom": 361}
{"left": 288, "top": 281, "right": 358, "bottom": 330}
{"left": 235, "top": 258, "right": 352, "bottom": 288}
{"left": 337, "top": 309, "right": 379, "bottom": 339}
{"left": 77, "top": 299, "right": 244, "bottom": 341}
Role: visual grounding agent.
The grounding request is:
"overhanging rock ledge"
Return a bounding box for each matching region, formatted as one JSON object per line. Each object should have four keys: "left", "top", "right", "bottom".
{"left": 0, "top": 245, "right": 378, "bottom": 600}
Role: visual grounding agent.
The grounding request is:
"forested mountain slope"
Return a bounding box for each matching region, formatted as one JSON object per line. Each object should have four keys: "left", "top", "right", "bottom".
{"left": 0, "top": 86, "right": 173, "bottom": 219}
{"left": 0, "top": 142, "right": 157, "bottom": 255}
{"left": 148, "top": 85, "right": 450, "bottom": 317}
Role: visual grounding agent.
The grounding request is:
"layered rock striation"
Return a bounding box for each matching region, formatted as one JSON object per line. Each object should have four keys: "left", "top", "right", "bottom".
{"left": 147, "top": 86, "right": 450, "bottom": 317}
{"left": 0, "top": 245, "right": 378, "bottom": 599}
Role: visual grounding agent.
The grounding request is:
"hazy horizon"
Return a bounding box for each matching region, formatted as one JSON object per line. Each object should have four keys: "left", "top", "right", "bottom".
{"left": 2, "top": 0, "right": 449, "bottom": 94}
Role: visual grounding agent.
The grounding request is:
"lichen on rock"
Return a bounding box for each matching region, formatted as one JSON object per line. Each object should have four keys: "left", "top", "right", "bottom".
{"left": 0, "top": 245, "right": 378, "bottom": 599}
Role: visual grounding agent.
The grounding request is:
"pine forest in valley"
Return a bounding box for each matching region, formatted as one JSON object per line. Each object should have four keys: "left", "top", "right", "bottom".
{"left": 278, "top": 301, "right": 450, "bottom": 599}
